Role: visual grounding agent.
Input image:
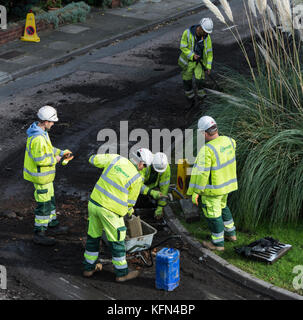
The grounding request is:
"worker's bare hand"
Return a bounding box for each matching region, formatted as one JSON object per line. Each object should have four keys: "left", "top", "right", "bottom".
{"left": 207, "top": 69, "right": 211, "bottom": 75}
{"left": 56, "top": 155, "right": 62, "bottom": 163}
{"left": 193, "top": 54, "right": 200, "bottom": 61}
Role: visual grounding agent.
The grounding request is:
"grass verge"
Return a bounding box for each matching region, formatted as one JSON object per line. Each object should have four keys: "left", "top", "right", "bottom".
{"left": 171, "top": 201, "right": 303, "bottom": 296}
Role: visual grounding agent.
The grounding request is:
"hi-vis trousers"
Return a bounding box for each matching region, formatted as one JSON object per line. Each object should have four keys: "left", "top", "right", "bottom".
{"left": 83, "top": 201, "right": 128, "bottom": 277}
{"left": 200, "top": 194, "right": 236, "bottom": 247}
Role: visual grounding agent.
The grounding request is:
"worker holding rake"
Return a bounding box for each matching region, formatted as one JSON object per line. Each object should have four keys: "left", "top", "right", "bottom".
{"left": 178, "top": 17, "right": 214, "bottom": 107}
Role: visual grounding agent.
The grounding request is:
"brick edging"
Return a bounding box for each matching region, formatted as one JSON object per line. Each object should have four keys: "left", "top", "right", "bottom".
{"left": 0, "top": 20, "right": 54, "bottom": 46}
{"left": 111, "top": 0, "right": 121, "bottom": 8}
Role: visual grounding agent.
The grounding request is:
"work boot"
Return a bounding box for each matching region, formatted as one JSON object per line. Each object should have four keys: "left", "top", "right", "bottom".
{"left": 225, "top": 235, "right": 237, "bottom": 242}
{"left": 83, "top": 263, "right": 103, "bottom": 278}
{"left": 33, "top": 231, "right": 56, "bottom": 246}
{"left": 116, "top": 270, "right": 140, "bottom": 282}
{"left": 47, "top": 225, "right": 69, "bottom": 235}
{"left": 197, "top": 90, "right": 206, "bottom": 99}
{"left": 202, "top": 241, "right": 224, "bottom": 252}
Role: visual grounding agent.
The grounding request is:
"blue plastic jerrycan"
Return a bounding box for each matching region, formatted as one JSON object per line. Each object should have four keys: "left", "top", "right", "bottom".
{"left": 155, "top": 247, "right": 180, "bottom": 291}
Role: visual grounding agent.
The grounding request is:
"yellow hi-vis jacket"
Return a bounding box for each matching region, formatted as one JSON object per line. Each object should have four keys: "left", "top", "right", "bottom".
{"left": 140, "top": 165, "right": 171, "bottom": 195}
{"left": 23, "top": 122, "right": 65, "bottom": 185}
{"left": 140, "top": 165, "right": 171, "bottom": 206}
{"left": 187, "top": 136, "right": 238, "bottom": 196}
{"left": 178, "top": 25, "right": 213, "bottom": 71}
{"left": 89, "top": 154, "right": 143, "bottom": 217}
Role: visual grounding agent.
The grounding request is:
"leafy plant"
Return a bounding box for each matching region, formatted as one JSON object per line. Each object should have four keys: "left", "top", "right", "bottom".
{"left": 199, "top": 0, "right": 303, "bottom": 230}
{"left": 121, "top": 0, "right": 135, "bottom": 6}
{"left": 37, "top": 1, "right": 91, "bottom": 28}
{"left": 45, "top": 0, "right": 63, "bottom": 8}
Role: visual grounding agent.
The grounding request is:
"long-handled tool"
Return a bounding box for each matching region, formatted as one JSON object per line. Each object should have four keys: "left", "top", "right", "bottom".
{"left": 198, "top": 60, "right": 222, "bottom": 91}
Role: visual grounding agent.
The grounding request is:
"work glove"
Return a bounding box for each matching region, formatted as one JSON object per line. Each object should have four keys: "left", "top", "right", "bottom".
{"left": 192, "top": 192, "right": 199, "bottom": 206}
{"left": 150, "top": 190, "right": 162, "bottom": 200}
{"left": 62, "top": 149, "right": 74, "bottom": 166}
{"left": 63, "top": 149, "right": 72, "bottom": 155}
{"left": 154, "top": 206, "right": 164, "bottom": 220}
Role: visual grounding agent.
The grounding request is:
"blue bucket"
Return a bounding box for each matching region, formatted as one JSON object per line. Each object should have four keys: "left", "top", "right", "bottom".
{"left": 155, "top": 247, "right": 180, "bottom": 291}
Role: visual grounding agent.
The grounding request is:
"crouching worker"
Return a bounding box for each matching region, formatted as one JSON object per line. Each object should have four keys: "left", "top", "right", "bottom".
{"left": 139, "top": 151, "right": 171, "bottom": 220}
{"left": 23, "top": 106, "right": 71, "bottom": 246}
{"left": 83, "top": 153, "right": 144, "bottom": 282}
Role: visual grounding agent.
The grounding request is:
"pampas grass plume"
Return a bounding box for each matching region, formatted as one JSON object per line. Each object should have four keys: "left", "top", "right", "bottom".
{"left": 203, "top": 0, "right": 226, "bottom": 24}
{"left": 248, "top": 0, "right": 257, "bottom": 18}
{"left": 220, "top": 0, "right": 234, "bottom": 23}
{"left": 255, "top": 0, "right": 267, "bottom": 14}
{"left": 266, "top": 5, "right": 277, "bottom": 26}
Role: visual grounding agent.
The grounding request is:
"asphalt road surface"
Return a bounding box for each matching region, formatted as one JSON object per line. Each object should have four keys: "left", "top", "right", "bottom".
{"left": 0, "top": 7, "right": 270, "bottom": 301}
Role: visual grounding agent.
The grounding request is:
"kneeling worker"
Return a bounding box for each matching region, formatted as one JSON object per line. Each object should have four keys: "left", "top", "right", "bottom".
{"left": 139, "top": 151, "right": 171, "bottom": 220}
{"left": 83, "top": 153, "right": 144, "bottom": 282}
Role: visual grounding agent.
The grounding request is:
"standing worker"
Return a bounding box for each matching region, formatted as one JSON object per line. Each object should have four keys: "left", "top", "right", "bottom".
{"left": 187, "top": 116, "right": 237, "bottom": 251}
{"left": 178, "top": 17, "right": 214, "bottom": 107}
{"left": 83, "top": 153, "right": 144, "bottom": 282}
{"left": 23, "top": 106, "right": 72, "bottom": 246}
{"left": 140, "top": 152, "right": 171, "bottom": 220}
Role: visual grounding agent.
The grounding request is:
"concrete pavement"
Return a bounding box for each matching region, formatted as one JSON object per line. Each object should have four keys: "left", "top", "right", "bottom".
{"left": 0, "top": 0, "right": 208, "bottom": 85}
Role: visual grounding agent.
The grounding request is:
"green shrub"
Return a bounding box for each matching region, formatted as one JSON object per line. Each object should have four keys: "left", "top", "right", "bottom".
{"left": 62, "top": 0, "right": 115, "bottom": 7}
{"left": 37, "top": 1, "right": 91, "bottom": 28}
{"left": 121, "top": 0, "right": 135, "bottom": 6}
{"left": 198, "top": 0, "right": 303, "bottom": 231}
{"left": 6, "top": 0, "right": 41, "bottom": 19}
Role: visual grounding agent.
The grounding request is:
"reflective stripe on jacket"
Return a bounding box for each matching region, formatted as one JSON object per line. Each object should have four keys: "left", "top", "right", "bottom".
{"left": 187, "top": 136, "right": 238, "bottom": 196}
{"left": 89, "top": 154, "right": 143, "bottom": 217}
{"left": 178, "top": 26, "right": 213, "bottom": 70}
{"left": 23, "top": 133, "right": 63, "bottom": 184}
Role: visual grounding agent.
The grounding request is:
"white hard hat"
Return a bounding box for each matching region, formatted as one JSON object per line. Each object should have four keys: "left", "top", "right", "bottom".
{"left": 200, "top": 17, "right": 213, "bottom": 34}
{"left": 152, "top": 152, "right": 168, "bottom": 173}
{"left": 134, "top": 148, "right": 154, "bottom": 167}
{"left": 37, "top": 106, "right": 58, "bottom": 122}
{"left": 197, "top": 116, "right": 217, "bottom": 131}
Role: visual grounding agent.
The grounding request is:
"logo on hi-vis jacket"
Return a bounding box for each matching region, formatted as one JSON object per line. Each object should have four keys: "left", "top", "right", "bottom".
{"left": 220, "top": 145, "right": 232, "bottom": 153}
{"left": 114, "top": 165, "right": 130, "bottom": 178}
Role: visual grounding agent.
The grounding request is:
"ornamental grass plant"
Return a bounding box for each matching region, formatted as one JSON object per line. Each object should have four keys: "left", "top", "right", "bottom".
{"left": 200, "top": 0, "right": 303, "bottom": 230}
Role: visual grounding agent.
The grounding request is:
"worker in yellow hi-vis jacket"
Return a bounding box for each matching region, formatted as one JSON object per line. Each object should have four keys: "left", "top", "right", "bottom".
{"left": 83, "top": 153, "right": 146, "bottom": 282}
{"left": 139, "top": 152, "right": 171, "bottom": 220}
{"left": 187, "top": 116, "right": 238, "bottom": 252}
{"left": 23, "top": 106, "right": 72, "bottom": 246}
{"left": 178, "top": 17, "right": 214, "bottom": 106}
